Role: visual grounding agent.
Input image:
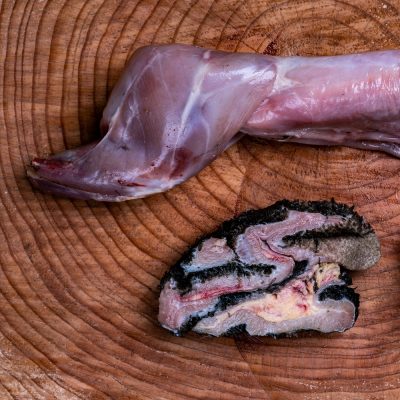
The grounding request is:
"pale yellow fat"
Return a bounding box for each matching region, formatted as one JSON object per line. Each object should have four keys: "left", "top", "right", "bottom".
{"left": 314, "top": 263, "right": 340, "bottom": 288}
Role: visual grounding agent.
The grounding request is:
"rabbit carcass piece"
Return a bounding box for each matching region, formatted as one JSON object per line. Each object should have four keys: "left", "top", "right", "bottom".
{"left": 28, "top": 45, "right": 400, "bottom": 201}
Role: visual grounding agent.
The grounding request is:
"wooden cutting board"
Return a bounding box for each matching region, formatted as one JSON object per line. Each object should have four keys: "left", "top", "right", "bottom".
{"left": 1, "top": 0, "right": 400, "bottom": 398}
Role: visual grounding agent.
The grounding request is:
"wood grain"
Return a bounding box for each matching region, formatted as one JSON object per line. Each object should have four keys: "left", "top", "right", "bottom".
{"left": 1, "top": 0, "right": 400, "bottom": 398}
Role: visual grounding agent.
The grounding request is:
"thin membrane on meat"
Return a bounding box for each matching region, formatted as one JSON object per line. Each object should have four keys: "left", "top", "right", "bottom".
{"left": 158, "top": 200, "right": 380, "bottom": 336}
{"left": 28, "top": 44, "right": 400, "bottom": 201}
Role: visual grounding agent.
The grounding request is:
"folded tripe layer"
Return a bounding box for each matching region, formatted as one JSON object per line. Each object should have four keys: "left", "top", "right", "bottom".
{"left": 158, "top": 200, "right": 380, "bottom": 336}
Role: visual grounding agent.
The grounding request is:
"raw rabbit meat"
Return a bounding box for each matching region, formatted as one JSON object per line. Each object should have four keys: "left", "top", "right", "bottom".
{"left": 28, "top": 44, "right": 400, "bottom": 201}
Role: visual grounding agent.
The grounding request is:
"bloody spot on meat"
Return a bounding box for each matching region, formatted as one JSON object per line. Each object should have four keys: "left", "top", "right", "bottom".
{"left": 297, "top": 303, "right": 308, "bottom": 312}
{"left": 183, "top": 283, "right": 242, "bottom": 302}
{"left": 117, "top": 179, "right": 146, "bottom": 187}
{"left": 31, "top": 158, "right": 71, "bottom": 170}
{"left": 170, "top": 148, "right": 193, "bottom": 178}
{"left": 291, "top": 282, "right": 307, "bottom": 296}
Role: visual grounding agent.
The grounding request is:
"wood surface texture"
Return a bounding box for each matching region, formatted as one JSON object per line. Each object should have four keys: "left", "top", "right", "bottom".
{"left": 1, "top": 0, "right": 400, "bottom": 399}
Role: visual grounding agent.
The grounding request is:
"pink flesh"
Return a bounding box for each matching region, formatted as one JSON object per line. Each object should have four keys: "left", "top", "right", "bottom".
{"left": 28, "top": 45, "right": 400, "bottom": 201}
{"left": 158, "top": 282, "right": 220, "bottom": 333}
{"left": 159, "top": 275, "right": 268, "bottom": 332}
{"left": 236, "top": 211, "right": 343, "bottom": 267}
{"left": 183, "top": 237, "right": 236, "bottom": 272}
{"left": 193, "top": 272, "right": 351, "bottom": 336}
{"left": 182, "top": 282, "right": 242, "bottom": 302}
{"left": 159, "top": 259, "right": 341, "bottom": 334}
{"left": 28, "top": 45, "right": 275, "bottom": 201}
